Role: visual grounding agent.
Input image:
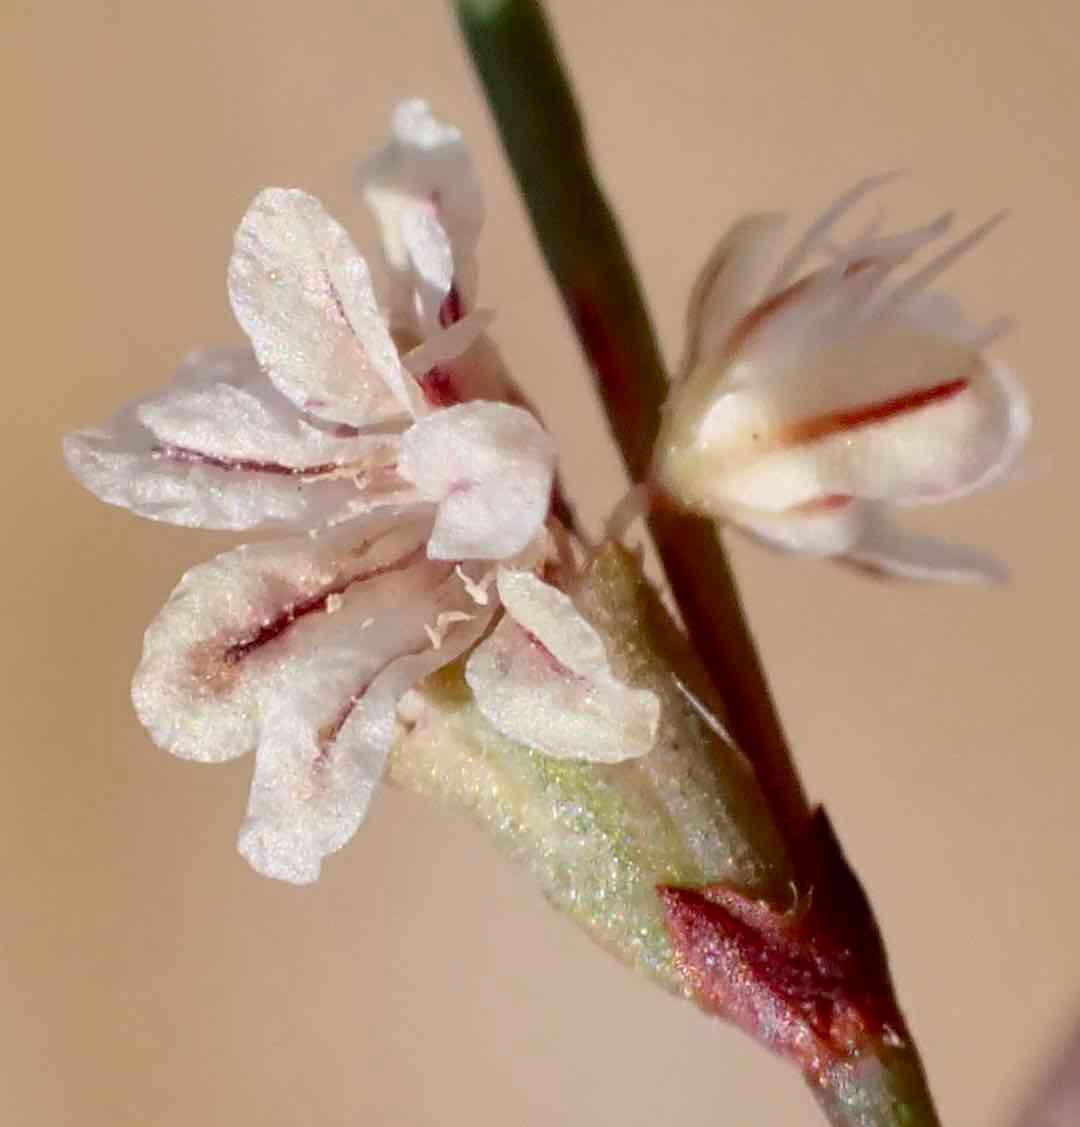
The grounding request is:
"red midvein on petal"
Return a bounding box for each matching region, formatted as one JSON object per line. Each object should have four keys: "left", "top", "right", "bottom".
{"left": 313, "top": 641, "right": 432, "bottom": 769}
{"left": 724, "top": 260, "right": 875, "bottom": 362}
{"left": 788, "top": 493, "right": 853, "bottom": 514}
{"left": 522, "top": 629, "right": 588, "bottom": 686}
{"left": 781, "top": 376, "right": 971, "bottom": 449}
{"left": 223, "top": 540, "right": 427, "bottom": 666}
{"left": 725, "top": 277, "right": 813, "bottom": 360}
{"left": 154, "top": 443, "right": 344, "bottom": 478}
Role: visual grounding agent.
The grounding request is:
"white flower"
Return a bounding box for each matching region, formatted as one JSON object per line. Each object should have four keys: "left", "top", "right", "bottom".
{"left": 64, "top": 103, "right": 659, "bottom": 885}
{"left": 654, "top": 176, "right": 1030, "bottom": 582}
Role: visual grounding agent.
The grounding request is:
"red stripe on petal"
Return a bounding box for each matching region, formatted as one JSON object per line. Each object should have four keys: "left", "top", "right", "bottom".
{"left": 154, "top": 443, "right": 344, "bottom": 478}
{"left": 313, "top": 642, "right": 431, "bottom": 769}
{"left": 788, "top": 493, "right": 853, "bottom": 514}
{"left": 224, "top": 540, "right": 427, "bottom": 667}
{"left": 522, "top": 628, "right": 588, "bottom": 686}
{"left": 780, "top": 376, "right": 971, "bottom": 449}
{"left": 725, "top": 277, "right": 812, "bottom": 358}
{"left": 725, "top": 260, "right": 874, "bottom": 360}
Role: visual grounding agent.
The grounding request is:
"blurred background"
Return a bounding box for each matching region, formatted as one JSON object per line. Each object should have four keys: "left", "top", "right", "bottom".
{"left": 5, "top": 1, "right": 1079, "bottom": 1124}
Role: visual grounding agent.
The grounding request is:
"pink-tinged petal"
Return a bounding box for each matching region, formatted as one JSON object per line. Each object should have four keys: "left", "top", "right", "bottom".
{"left": 62, "top": 348, "right": 409, "bottom": 531}
{"left": 134, "top": 348, "right": 365, "bottom": 465}
{"left": 402, "top": 309, "right": 493, "bottom": 379}
{"left": 900, "top": 290, "right": 976, "bottom": 341}
{"left": 465, "top": 569, "right": 660, "bottom": 762}
{"left": 399, "top": 402, "right": 556, "bottom": 561}
{"left": 408, "top": 325, "right": 526, "bottom": 412}
{"left": 678, "top": 212, "right": 787, "bottom": 377}
{"left": 236, "top": 697, "right": 380, "bottom": 884}
{"left": 237, "top": 602, "right": 491, "bottom": 885}
{"left": 228, "top": 188, "right": 418, "bottom": 428}
{"left": 842, "top": 508, "right": 1007, "bottom": 584}
{"left": 131, "top": 518, "right": 442, "bottom": 764}
{"left": 355, "top": 99, "right": 483, "bottom": 329}
{"left": 402, "top": 311, "right": 526, "bottom": 412}
{"left": 728, "top": 496, "right": 862, "bottom": 558}
{"left": 399, "top": 204, "right": 455, "bottom": 333}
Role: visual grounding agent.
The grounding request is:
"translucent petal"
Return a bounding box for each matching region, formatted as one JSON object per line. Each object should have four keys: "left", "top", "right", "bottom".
{"left": 402, "top": 310, "right": 493, "bottom": 379}
{"left": 843, "top": 507, "right": 1007, "bottom": 584}
{"left": 728, "top": 499, "right": 861, "bottom": 558}
{"left": 399, "top": 402, "right": 556, "bottom": 561}
{"left": 62, "top": 348, "right": 406, "bottom": 531}
{"left": 355, "top": 99, "right": 484, "bottom": 329}
{"left": 679, "top": 212, "right": 787, "bottom": 377}
{"left": 465, "top": 569, "right": 660, "bottom": 762}
{"left": 408, "top": 326, "right": 525, "bottom": 412}
{"left": 228, "top": 188, "right": 416, "bottom": 427}
{"left": 399, "top": 204, "right": 455, "bottom": 333}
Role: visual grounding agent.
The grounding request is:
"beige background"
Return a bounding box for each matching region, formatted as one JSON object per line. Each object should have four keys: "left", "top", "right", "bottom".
{"left": 5, "top": 1, "right": 1079, "bottom": 1124}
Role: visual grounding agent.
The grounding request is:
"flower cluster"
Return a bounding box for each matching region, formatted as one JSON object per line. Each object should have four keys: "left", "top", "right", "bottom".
{"left": 655, "top": 175, "right": 1030, "bottom": 581}
{"left": 64, "top": 101, "right": 660, "bottom": 884}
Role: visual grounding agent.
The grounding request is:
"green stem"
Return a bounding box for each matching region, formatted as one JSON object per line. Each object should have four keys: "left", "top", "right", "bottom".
{"left": 453, "top": 2, "right": 942, "bottom": 1125}
{"left": 453, "top": 0, "right": 807, "bottom": 840}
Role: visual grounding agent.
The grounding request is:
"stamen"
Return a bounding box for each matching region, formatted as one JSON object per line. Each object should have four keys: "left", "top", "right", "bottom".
{"left": 769, "top": 172, "right": 902, "bottom": 294}
{"left": 605, "top": 482, "right": 655, "bottom": 543}
{"left": 547, "top": 517, "right": 585, "bottom": 585}
{"left": 424, "top": 610, "right": 474, "bottom": 650}
{"left": 403, "top": 309, "right": 494, "bottom": 376}
{"left": 968, "top": 315, "right": 1013, "bottom": 350}
{"left": 455, "top": 564, "right": 494, "bottom": 606}
{"left": 858, "top": 211, "right": 954, "bottom": 265}
{"left": 878, "top": 212, "right": 1006, "bottom": 313}
{"left": 822, "top": 205, "right": 887, "bottom": 262}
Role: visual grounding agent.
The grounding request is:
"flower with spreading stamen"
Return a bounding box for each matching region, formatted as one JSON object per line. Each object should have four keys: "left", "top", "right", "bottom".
{"left": 63, "top": 102, "right": 660, "bottom": 885}
{"left": 654, "top": 177, "right": 1030, "bottom": 581}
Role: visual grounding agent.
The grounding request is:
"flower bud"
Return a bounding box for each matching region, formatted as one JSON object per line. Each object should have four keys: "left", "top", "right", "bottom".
{"left": 654, "top": 179, "right": 1030, "bottom": 582}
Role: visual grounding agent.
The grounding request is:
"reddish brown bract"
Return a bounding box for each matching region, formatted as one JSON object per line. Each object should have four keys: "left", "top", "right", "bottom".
{"left": 659, "top": 809, "right": 907, "bottom": 1080}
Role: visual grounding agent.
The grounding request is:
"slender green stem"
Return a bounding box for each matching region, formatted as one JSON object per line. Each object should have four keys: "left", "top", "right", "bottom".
{"left": 453, "top": 2, "right": 942, "bottom": 1125}
{"left": 454, "top": 0, "right": 806, "bottom": 839}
